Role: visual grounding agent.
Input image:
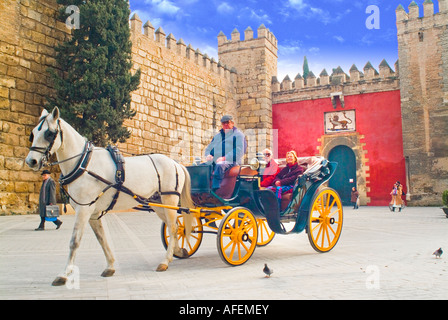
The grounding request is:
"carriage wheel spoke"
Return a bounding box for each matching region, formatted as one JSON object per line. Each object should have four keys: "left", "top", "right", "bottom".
{"left": 240, "top": 240, "right": 249, "bottom": 252}
{"left": 307, "top": 188, "right": 343, "bottom": 253}
{"left": 229, "top": 242, "right": 237, "bottom": 259}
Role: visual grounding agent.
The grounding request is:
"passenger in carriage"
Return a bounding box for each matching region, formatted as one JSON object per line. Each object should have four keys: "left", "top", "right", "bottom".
{"left": 260, "top": 148, "right": 280, "bottom": 188}
{"left": 267, "top": 150, "right": 304, "bottom": 205}
{"left": 204, "top": 115, "right": 247, "bottom": 191}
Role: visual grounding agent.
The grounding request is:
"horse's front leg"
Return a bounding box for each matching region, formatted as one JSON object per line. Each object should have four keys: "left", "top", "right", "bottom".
{"left": 89, "top": 213, "right": 115, "bottom": 277}
{"left": 52, "top": 207, "right": 93, "bottom": 286}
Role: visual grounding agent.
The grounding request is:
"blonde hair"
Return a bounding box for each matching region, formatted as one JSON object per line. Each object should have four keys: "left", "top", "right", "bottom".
{"left": 286, "top": 150, "right": 298, "bottom": 163}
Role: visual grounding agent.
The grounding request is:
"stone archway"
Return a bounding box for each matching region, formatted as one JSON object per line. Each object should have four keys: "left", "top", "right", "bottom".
{"left": 318, "top": 132, "right": 370, "bottom": 205}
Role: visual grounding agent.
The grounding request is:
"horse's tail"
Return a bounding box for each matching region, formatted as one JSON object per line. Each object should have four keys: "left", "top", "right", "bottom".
{"left": 179, "top": 164, "right": 194, "bottom": 240}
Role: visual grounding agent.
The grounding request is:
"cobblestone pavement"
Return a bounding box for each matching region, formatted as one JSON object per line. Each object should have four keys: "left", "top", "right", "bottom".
{"left": 0, "top": 206, "right": 447, "bottom": 300}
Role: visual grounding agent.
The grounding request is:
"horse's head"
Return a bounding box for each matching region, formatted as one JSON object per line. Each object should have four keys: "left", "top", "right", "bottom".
{"left": 25, "top": 107, "right": 63, "bottom": 171}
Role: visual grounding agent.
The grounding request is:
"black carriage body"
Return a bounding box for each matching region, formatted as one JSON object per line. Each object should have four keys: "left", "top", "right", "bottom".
{"left": 186, "top": 160, "right": 338, "bottom": 235}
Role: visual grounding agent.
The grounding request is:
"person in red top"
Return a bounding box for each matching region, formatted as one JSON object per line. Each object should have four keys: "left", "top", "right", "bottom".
{"left": 260, "top": 148, "right": 280, "bottom": 188}
{"left": 267, "top": 151, "right": 304, "bottom": 205}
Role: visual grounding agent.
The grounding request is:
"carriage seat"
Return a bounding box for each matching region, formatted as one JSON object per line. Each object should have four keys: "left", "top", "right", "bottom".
{"left": 214, "top": 166, "right": 240, "bottom": 199}
{"left": 214, "top": 166, "right": 258, "bottom": 199}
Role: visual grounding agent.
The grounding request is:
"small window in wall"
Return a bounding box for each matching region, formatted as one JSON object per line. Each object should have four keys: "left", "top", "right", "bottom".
{"left": 330, "top": 92, "right": 345, "bottom": 108}
{"left": 418, "top": 32, "right": 424, "bottom": 42}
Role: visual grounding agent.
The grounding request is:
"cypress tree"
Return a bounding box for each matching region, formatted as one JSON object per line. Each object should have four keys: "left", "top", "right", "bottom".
{"left": 47, "top": 0, "right": 141, "bottom": 147}
{"left": 303, "top": 56, "right": 309, "bottom": 84}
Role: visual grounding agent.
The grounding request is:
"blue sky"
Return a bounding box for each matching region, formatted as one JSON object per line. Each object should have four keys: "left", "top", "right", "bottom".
{"left": 129, "top": 0, "right": 439, "bottom": 81}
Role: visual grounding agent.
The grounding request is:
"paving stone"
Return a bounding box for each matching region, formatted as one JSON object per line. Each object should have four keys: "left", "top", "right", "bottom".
{"left": 0, "top": 206, "right": 447, "bottom": 300}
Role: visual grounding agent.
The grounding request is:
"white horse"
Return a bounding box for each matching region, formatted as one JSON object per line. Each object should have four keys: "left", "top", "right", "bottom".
{"left": 25, "top": 107, "right": 194, "bottom": 286}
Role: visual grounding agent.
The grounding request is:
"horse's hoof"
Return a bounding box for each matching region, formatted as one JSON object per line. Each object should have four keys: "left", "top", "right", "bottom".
{"left": 52, "top": 277, "right": 67, "bottom": 286}
{"left": 101, "top": 269, "right": 115, "bottom": 277}
{"left": 180, "top": 248, "right": 189, "bottom": 259}
{"left": 156, "top": 264, "right": 168, "bottom": 272}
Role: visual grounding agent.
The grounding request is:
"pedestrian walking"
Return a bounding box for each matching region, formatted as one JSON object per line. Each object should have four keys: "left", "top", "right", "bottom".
{"left": 389, "top": 181, "right": 403, "bottom": 212}
{"left": 351, "top": 187, "right": 359, "bottom": 209}
{"left": 35, "top": 170, "right": 62, "bottom": 231}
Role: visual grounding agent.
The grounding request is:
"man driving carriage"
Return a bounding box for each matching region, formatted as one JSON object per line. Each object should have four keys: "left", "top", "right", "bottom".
{"left": 204, "top": 115, "right": 247, "bottom": 191}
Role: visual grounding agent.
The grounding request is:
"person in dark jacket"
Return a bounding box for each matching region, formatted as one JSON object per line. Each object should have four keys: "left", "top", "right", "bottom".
{"left": 204, "top": 115, "right": 247, "bottom": 190}
{"left": 35, "top": 170, "right": 62, "bottom": 231}
{"left": 351, "top": 187, "right": 360, "bottom": 209}
{"left": 267, "top": 151, "right": 303, "bottom": 205}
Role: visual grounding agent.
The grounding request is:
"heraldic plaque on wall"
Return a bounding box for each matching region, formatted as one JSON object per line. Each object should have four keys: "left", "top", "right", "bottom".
{"left": 324, "top": 110, "right": 356, "bottom": 134}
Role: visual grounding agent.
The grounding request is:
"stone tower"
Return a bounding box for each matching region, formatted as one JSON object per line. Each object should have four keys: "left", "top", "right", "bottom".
{"left": 217, "top": 25, "right": 278, "bottom": 157}
{"left": 396, "top": 0, "right": 448, "bottom": 205}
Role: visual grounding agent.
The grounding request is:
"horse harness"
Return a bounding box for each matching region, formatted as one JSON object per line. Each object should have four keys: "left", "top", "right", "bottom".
{"left": 29, "top": 115, "right": 63, "bottom": 165}
{"left": 57, "top": 142, "right": 181, "bottom": 219}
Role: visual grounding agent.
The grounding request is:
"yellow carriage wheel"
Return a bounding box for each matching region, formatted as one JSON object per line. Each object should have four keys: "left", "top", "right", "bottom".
{"left": 307, "top": 188, "right": 343, "bottom": 253}
{"left": 161, "top": 215, "right": 203, "bottom": 258}
{"left": 217, "top": 207, "right": 258, "bottom": 266}
{"left": 256, "top": 218, "right": 275, "bottom": 247}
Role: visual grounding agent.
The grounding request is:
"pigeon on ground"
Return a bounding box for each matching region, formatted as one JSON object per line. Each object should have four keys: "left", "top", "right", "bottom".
{"left": 263, "top": 263, "right": 273, "bottom": 278}
{"left": 433, "top": 248, "right": 443, "bottom": 258}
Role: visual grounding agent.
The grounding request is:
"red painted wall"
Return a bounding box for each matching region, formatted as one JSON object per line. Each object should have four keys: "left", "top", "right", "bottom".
{"left": 272, "top": 90, "right": 406, "bottom": 206}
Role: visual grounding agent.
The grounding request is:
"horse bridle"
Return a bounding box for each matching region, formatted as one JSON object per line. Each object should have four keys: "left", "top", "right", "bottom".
{"left": 29, "top": 115, "right": 63, "bottom": 165}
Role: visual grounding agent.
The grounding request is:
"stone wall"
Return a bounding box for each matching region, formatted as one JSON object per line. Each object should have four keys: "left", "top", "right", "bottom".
{"left": 0, "top": 0, "right": 69, "bottom": 214}
{"left": 0, "top": 3, "right": 240, "bottom": 214}
{"left": 218, "top": 25, "right": 278, "bottom": 156}
{"left": 396, "top": 0, "right": 448, "bottom": 205}
{"left": 119, "top": 14, "right": 237, "bottom": 164}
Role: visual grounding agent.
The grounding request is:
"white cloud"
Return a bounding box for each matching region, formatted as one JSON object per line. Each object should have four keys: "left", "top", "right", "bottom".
{"left": 249, "top": 9, "right": 272, "bottom": 25}
{"left": 277, "top": 59, "right": 301, "bottom": 80}
{"left": 144, "top": 0, "right": 180, "bottom": 16}
{"left": 288, "top": 0, "right": 306, "bottom": 10}
{"left": 131, "top": 9, "right": 163, "bottom": 27}
{"left": 201, "top": 45, "right": 218, "bottom": 60}
{"left": 217, "top": 2, "right": 234, "bottom": 14}
{"left": 282, "top": 0, "right": 351, "bottom": 25}
{"left": 282, "top": 0, "right": 331, "bottom": 24}
{"left": 333, "top": 35, "right": 345, "bottom": 43}
{"left": 237, "top": 7, "right": 272, "bottom": 25}
{"left": 278, "top": 44, "right": 302, "bottom": 56}
{"left": 361, "top": 34, "right": 374, "bottom": 46}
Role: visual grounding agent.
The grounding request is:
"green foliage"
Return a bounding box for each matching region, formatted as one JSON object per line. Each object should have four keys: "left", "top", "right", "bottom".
{"left": 47, "top": 0, "right": 141, "bottom": 147}
{"left": 303, "top": 56, "right": 309, "bottom": 83}
{"left": 442, "top": 190, "right": 448, "bottom": 207}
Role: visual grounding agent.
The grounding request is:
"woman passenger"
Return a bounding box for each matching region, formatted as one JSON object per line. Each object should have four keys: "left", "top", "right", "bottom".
{"left": 267, "top": 150, "right": 304, "bottom": 204}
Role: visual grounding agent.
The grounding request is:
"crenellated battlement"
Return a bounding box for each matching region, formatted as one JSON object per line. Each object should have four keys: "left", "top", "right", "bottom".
{"left": 396, "top": 0, "right": 448, "bottom": 34}
{"left": 129, "top": 13, "right": 236, "bottom": 82}
{"left": 217, "top": 24, "right": 278, "bottom": 49}
{"left": 272, "top": 60, "right": 399, "bottom": 97}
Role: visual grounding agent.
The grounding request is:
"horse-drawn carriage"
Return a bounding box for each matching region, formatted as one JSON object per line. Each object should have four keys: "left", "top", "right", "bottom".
{"left": 26, "top": 108, "right": 343, "bottom": 285}
{"left": 158, "top": 155, "right": 344, "bottom": 266}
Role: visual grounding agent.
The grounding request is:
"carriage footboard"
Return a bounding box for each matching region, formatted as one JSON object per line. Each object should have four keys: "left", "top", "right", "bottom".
{"left": 254, "top": 190, "right": 288, "bottom": 234}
